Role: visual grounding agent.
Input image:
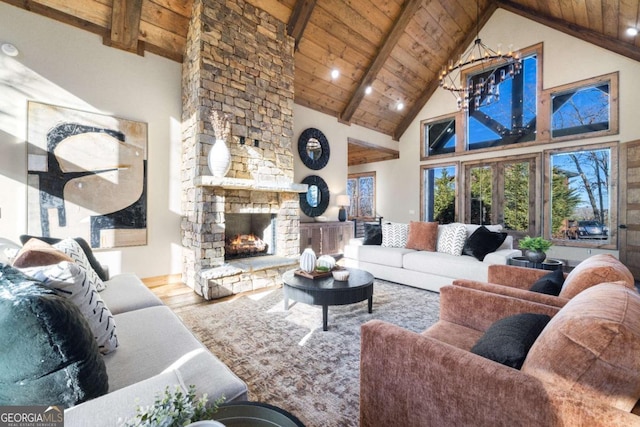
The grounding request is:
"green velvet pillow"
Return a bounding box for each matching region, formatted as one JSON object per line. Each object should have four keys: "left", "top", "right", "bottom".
{"left": 0, "top": 264, "right": 108, "bottom": 407}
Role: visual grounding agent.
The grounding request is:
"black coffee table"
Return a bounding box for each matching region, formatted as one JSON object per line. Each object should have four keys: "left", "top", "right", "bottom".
{"left": 282, "top": 267, "right": 374, "bottom": 331}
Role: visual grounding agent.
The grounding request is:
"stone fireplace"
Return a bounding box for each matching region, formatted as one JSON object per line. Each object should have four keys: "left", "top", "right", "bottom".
{"left": 181, "top": 0, "right": 304, "bottom": 299}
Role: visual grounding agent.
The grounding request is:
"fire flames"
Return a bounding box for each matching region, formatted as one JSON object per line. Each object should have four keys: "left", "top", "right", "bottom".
{"left": 225, "top": 233, "right": 268, "bottom": 256}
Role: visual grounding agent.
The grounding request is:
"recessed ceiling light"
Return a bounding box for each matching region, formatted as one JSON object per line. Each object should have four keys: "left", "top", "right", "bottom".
{"left": 330, "top": 69, "right": 339, "bottom": 79}
{"left": 365, "top": 86, "right": 372, "bottom": 95}
{"left": 626, "top": 27, "right": 638, "bottom": 36}
{"left": 396, "top": 102, "right": 404, "bottom": 111}
{"left": 1, "top": 43, "right": 19, "bottom": 57}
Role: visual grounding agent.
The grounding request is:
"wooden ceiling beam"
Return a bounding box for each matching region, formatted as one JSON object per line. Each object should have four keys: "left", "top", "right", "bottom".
{"left": 339, "top": 0, "right": 425, "bottom": 125}
{"left": 287, "top": 0, "right": 316, "bottom": 50}
{"left": 105, "top": 0, "right": 144, "bottom": 55}
{"left": 392, "top": 1, "right": 498, "bottom": 141}
{"left": 497, "top": 0, "right": 640, "bottom": 62}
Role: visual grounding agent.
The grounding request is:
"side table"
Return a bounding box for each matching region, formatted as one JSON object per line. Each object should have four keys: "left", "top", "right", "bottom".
{"left": 508, "top": 256, "right": 564, "bottom": 271}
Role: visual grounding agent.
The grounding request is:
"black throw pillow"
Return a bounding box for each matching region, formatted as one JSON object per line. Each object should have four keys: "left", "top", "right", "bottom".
{"left": 462, "top": 226, "right": 507, "bottom": 261}
{"left": 0, "top": 264, "right": 109, "bottom": 407}
{"left": 363, "top": 223, "right": 382, "bottom": 245}
{"left": 529, "top": 268, "right": 565, "bottom": 296}
{"left": 470, "top": 313, "right": 551, "bottom": 369}
{"left": 19, "top": 235, "right": 108, "bottom": 281}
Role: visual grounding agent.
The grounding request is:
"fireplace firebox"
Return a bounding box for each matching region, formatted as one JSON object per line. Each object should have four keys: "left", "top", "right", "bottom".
{"left": 224, "top": 213, "right": 276, "bottom": 260}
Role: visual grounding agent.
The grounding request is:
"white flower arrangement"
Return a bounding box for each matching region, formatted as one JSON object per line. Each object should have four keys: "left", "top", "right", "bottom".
{"left": 209, "top": 110, "right": 231, "bottom": 141}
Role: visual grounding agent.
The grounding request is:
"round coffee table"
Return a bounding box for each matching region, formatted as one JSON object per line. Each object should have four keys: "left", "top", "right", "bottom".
{"left": 282, "top": 267, "right": 374, "bottom": 331}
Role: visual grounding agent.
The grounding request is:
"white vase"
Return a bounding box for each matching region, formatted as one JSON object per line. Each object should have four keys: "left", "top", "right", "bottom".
{"left": 208, "top": 139, "right": 231, "bottom": 177}
{"left": 299, "top": 248, "right": 317, "bottom": 273}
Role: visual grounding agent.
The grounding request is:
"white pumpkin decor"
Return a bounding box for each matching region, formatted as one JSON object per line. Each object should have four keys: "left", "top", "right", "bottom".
{"left": 316, "top": 255, "right": 336, "bottom": 270}
{"left": 299, "top": 248, "right": 317, "bottom": 273}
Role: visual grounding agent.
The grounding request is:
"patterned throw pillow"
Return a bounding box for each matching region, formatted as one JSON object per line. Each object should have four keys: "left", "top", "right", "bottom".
{"left": 437, "top": 223, "right": 467, "bottom": 256}
{"left": 20, "top": 262, "right": 118, "bottom": 354}
{"left": 382, "top": 223, "right": 409, "bottom": 248}
{"left": 53, "top": 239, "right": 106, "bottom": 291}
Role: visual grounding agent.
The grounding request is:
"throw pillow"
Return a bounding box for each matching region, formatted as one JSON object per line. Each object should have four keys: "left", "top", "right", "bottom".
{"left": 381, "top": 223, "right": 409, "bottom": 248}
{"left": 12, "top": 238, "right": 73, "bottom": 268}
{"left": 19, "top": 235, "right": 109, "bottom": 281}
{"left": 51, "top": 238, "right": 106, "bottom": 291}
{"left": 529, "top": 269, "right": 565, "bottom": 296}
{"left": 362, "top": 223, "right": 382, "bottom": 245}
{"left": 405, "top": 221, "right": 438, "bottom": 251}
{"left": 20, "top": 261, "right": 119, "bottom": 354}
{"left": 436, "top": 223, "right": 467, "bottom": 256}
{"left": 471, "top": 313, "right": 551, "bottom": 369}
{"left": 462, "top": 225, "right": 507, "bottom": 261}
{"left": 0, "top": 264, "right": 108, "bottom": 407}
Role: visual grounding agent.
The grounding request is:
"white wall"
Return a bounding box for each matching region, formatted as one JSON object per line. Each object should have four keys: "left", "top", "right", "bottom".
{"left": 0, "top": 3, "right": 183, "bottom": 278}
{"left": 351, "top": 8, "right": 640, "bottom": 262}
{"left": 293, "top": 104, "right": 395, "bottom": 222}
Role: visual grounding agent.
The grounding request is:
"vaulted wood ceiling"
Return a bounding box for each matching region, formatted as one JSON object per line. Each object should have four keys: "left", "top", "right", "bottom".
{"left": 4, "top": 0, "right": 640, "bottom": 147}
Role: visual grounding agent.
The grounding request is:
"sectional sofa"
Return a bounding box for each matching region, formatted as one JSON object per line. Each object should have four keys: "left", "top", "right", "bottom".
{"left": 343, "top": 222, "right": 521, "bottom": 292}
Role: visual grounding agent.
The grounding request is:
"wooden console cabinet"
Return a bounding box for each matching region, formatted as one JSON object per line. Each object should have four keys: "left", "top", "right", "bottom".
{"left": 299, "top": 221, "right": 354, "bottom": 256}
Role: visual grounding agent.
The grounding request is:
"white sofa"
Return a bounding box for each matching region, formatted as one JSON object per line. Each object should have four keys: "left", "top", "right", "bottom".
{"left": 63, "top": 272, "right": 249, "bottom": 426}
{"left": 343, "top": 223, "right": 520, "bottom": 293}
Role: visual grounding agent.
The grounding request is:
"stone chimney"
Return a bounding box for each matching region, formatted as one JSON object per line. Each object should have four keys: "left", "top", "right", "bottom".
{"left": 181, "top": 0, "right": 302, "bottom": 299}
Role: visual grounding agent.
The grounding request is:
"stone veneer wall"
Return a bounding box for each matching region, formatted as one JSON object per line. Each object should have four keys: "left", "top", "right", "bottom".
{"left": 181, "top": 0, "right": 299, "bottom": 298}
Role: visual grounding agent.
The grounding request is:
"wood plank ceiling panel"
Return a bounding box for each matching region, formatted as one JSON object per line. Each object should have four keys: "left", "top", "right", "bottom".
{"left": 5, "top": 0, "right": 640, "bottom": 151}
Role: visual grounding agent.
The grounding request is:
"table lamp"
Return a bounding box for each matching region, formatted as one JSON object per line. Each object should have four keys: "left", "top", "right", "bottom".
{"left": 336, "top": 195, "right": 350, "bottom": 222}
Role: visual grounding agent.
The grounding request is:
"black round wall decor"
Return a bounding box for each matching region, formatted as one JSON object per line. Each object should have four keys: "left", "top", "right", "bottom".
{"left": 299, "top": 175, "right": 330, "bottom": 217}
{"left": 298, "top": 127, "right": 330, "bottom": 170}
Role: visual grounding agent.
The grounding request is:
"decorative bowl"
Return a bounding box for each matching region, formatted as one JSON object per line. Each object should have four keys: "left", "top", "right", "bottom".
{"left": 332, "top": 269, "right": 350, "bottom": 281}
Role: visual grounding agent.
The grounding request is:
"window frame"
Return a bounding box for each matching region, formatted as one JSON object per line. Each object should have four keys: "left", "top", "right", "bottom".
{"left": 461, "top": 43, "right": 543, "bottom": 154}
{"left": 420, "top": 113, "right": 461, "bottom": 160}
{"left": 461, "top": 154, "right": 540, "bottom": 237}
{"left": 420, "top": 162, "right": 459, "bottom": 223}
{"left": 540, "top": 72, "right": 619, "bottom": 143}
{"left": 543, "top": 141, "right": 618, "bottom": 249}
{"left": 347, "top": 171, "right": 376, "bottom": 220}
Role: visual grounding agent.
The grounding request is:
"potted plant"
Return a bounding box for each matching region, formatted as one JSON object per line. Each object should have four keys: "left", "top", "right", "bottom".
{"left": 519, "top": 236, "right": 552, "bottom": 263}
{"left": 124, "top": 385, "right": 224, "bottom": 427}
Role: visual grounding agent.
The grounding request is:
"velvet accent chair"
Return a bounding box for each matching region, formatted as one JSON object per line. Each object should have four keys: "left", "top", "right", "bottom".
{"left": 453, "top": 253, "right": 636, "bottom": 309}
{"left": 360, "top": 283, "right": 640, "bottom": 427}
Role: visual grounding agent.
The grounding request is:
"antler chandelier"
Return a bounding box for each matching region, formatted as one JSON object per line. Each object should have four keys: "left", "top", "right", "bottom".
{"left": 439, "top": 38, "right": 522, "bottom": 110}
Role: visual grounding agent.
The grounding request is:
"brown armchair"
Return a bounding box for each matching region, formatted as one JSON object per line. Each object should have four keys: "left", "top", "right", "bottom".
{"left": 453, "top": 253, "right": 636, "bottom": 308}
{"left": 360, "top": 283, "right": 640, "bottom": 427}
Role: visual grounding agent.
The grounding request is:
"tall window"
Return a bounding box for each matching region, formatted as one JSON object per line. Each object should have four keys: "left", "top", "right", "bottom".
{"left": 545, "top": 143, "right": 617, "bottom": 248}
{"left": 347, "top": 172, "right": 376, "bottom": 219}
{"left": 467, "top": 52, "right": 538, "bottom": 150}
{"left": 421, "top": 165, "right": 457, "bottom": 223}
{"left": 462, "top": 156, "right": 538, "bottom": 236}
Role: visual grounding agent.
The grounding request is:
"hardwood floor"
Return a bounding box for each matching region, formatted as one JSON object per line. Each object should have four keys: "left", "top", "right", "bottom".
{"left": 143, "top": 277, "right": 207, "bottom": 312}
{"left": 142, "top": 275, "right": 282, "bottom": 313}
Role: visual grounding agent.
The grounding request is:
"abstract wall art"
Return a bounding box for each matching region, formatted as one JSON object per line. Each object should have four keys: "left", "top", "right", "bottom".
{"left": 27, "top": 102, "right": 148, "bottom": 248}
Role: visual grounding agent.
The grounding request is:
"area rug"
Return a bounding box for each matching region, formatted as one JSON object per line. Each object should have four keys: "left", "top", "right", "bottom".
{"left": 177, "top": 280, "right": 440, "bottom": 427}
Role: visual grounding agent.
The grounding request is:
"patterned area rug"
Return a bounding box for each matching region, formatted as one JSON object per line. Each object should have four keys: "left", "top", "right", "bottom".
{"left": 177, "top": 280, "right": 440, "bottom": 427}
